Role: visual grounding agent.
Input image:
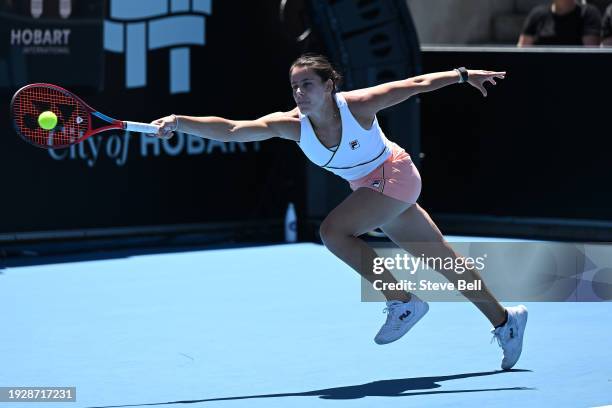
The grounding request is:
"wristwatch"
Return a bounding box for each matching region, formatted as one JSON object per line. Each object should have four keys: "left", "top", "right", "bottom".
{"left": 455, "top": 67, "right": 469, "bottom": 83}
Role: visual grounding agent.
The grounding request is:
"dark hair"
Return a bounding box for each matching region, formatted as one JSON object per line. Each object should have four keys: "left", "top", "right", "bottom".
{"left": 289, "top": 53, "right": 343, "bottom": 93}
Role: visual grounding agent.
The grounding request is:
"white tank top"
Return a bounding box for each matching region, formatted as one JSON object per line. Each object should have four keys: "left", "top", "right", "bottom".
{"left": 296, "top": 92, "right": 392, "bottom": 181}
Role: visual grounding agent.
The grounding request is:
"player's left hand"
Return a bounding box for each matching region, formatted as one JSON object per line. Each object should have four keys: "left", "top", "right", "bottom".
{"left": 467, "top": 70, "right": 506, "bottom": 97}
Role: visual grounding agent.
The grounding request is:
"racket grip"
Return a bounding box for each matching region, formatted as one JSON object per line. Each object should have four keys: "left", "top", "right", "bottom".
{"left": 123, "top": 121, "right": 160, "bottom": 134}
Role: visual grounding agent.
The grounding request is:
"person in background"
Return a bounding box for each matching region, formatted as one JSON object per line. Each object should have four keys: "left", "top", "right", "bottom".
{"left": 518, "top": 0, "right": 601, "bottom": 46}
{"left": 602, "top": 3, "right": 612, "bottom": 46}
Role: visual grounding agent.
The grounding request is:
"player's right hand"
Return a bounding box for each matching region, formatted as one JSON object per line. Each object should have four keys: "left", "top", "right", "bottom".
{"left": 150, "top": 114, "right": 178, "bottom": 139}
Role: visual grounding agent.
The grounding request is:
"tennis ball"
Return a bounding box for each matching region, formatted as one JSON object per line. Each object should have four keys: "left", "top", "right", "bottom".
{"left": 38, "top": 111, "right": 58, "bottom": 130}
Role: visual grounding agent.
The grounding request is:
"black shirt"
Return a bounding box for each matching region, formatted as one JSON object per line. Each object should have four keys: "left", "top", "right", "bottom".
{"left": 603, "top": 4, "right": 612, "bottom": 39}
{"left": 522, "top": 3, "right": 602, "bottom": 45}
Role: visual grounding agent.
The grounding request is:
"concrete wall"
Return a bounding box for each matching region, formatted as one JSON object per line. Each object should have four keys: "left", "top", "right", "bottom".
{"left": 406, "top": 0, "right": 549, "bottom": 44}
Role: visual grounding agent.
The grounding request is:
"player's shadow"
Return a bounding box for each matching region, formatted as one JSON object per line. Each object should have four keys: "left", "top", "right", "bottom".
{"left": 87, "top": 369, "right": 533, "bottom": 407}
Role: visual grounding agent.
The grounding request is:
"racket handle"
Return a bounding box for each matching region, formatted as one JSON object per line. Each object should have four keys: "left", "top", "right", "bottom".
{"left": 123, "top": 121, "right": 161, "bottom": 134}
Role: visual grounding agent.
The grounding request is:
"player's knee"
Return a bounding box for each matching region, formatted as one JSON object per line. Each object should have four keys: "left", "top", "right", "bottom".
{"left": 319, "top": 218, "right": 349, "bottom": 247}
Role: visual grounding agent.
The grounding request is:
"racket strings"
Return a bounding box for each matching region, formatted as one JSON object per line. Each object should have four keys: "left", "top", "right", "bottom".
{"left": 12, "top": 85, "right": 89, "bottom": 148}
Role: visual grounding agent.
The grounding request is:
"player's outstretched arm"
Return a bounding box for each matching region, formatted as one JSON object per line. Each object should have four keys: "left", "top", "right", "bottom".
{"left": 346, "top": 69, "right": 506, "bottom": 116}
{"left": 150, "top": 110, "right": 300, "bottom": 142}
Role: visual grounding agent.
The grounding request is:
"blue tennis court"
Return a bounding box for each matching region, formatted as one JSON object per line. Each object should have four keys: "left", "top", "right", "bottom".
{"left": 3, "top": 1, "right": 612, "bottom": 407}
{"left": 2, "top": 240, "right": 610, "bottom": 408}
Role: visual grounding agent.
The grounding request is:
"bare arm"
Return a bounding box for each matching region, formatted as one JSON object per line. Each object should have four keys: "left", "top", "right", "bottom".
{"left": 346, "top": 69, "right": 505, "bottom": 115}
{"left": 151, "top": 110, "right": 300, "bottom": 142}
{"left": 175, "top": 116, "right": 285, "bottom": 142}
{"left": 517, "top": 34, "right": 535, "bottom": 47}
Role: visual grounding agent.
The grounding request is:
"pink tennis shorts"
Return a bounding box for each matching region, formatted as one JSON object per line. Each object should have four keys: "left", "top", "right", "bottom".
{"left": 348, "top": 142, "right": 422, "bottom": 204}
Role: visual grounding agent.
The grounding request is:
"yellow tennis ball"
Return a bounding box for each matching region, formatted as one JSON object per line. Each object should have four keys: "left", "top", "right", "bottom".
{"left": 38, "top": 111, "right": 58, "bottom": 130}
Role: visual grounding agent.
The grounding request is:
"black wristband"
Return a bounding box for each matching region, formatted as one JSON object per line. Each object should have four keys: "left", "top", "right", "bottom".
{"left": 455, "top": 67, "right": 469, "bottom": 83}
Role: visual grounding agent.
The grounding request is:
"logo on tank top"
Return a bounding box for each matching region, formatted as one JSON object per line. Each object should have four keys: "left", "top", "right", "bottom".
{"left": 350, "top": 140, "right": 360, "bottom": 150}
{"left": 371, "top": 180, "right": 382, "bottom": 189}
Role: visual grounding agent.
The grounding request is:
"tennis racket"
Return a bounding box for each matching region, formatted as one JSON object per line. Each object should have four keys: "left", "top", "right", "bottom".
{"left": 10, "top": 83, "right": 160, "bottom": 149}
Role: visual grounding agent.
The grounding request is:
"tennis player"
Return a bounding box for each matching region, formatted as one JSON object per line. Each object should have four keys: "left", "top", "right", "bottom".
{"left": 151, "top": 54, "right": 528, "bottom": 370}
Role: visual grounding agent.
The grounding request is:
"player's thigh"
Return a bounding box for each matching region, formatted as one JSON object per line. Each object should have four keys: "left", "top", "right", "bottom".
{"left": 320, "top": 188, "right": 413, "bottom": 239}
{"left": 380, "top": 204, "right": 458, "bottom": 258}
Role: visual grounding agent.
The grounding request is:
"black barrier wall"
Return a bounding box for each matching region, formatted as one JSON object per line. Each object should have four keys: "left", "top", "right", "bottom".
{"left": 419, "top": 48, "right": 612, "bottom": 240}
{"left": 0, "top": 0, "right": 105, "bottom": 89}
{"left": 0, "top": 1, "right": 306, "bottom": 239}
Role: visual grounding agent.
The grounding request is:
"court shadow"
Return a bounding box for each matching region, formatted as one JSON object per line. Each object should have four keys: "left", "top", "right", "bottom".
{"left": 87, "top": 369, "right": 533, "bottom": 407}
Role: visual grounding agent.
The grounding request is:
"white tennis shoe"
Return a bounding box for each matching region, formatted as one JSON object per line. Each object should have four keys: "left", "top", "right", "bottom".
{"left": 374, "top": 294, "right": 429, "bottom": 345}
{"left": 491, "top": 305, "right": 528, "bottom": 370}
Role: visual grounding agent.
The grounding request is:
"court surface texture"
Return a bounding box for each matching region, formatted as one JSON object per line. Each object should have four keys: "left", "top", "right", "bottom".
{"left": 2, "top": 238, "right": 610, "bottom": 408}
